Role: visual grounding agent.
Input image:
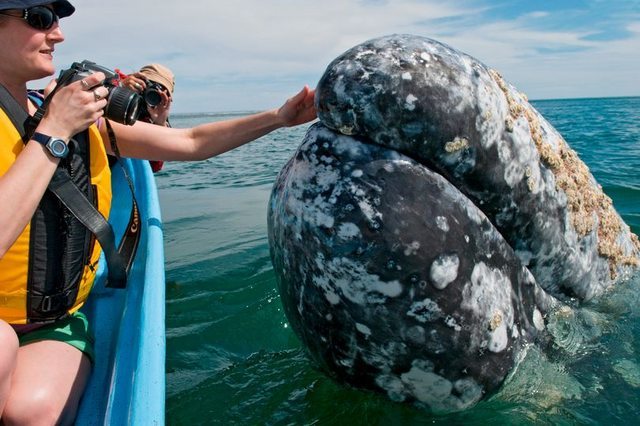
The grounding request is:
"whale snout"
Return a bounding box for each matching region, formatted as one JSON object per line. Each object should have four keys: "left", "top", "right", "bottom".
{"left": 267, "top": 34, "right": 640, "bottom": 411}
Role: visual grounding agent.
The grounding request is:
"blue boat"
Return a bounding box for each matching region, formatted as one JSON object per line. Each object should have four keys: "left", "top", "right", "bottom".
{"left": 76, "top": 158, "right": 165, "bottom": 425}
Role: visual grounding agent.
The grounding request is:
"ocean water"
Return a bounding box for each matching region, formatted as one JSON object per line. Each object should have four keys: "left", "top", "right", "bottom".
{"left": 161, "top": 97, "right": 640, "bottom": 425}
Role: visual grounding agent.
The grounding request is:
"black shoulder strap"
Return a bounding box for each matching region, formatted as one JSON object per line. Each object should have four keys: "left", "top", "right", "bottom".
{"left": 104, "top": 118, "right": 142, "bottom": 278}
{"left": 0, "top": 84, "right": 29, "bottom": 137}
{"left": 0, "top": 83, "right": 135, "bottom": 288}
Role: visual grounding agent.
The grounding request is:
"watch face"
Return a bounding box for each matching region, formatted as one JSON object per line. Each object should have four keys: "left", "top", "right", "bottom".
{"left": 49, "top": 139, "right": 69, "bottom": 158}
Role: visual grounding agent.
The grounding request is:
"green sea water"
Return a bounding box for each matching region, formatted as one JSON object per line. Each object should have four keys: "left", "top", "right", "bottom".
{"left": 161, "top": 97, "right": 640, "bottom": 425}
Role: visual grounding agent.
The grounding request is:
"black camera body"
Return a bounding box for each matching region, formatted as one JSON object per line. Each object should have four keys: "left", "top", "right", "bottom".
{"left": 57, "top": 60, "right": 141, "bottom": 125}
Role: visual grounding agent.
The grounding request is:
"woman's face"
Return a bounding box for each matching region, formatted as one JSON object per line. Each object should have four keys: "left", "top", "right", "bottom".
{"left": 0, "top": 5, "right": 65, "bottom": 85}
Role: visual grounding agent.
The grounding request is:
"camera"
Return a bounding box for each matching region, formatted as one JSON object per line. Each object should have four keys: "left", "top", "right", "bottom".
{"left": 57, "top": 60, "right": 141, "bottom": 125}
{"left": 142, "top": 80, "right": 165, "bottom": 108}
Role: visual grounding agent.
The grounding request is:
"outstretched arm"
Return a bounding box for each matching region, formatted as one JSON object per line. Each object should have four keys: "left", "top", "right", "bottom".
{"left": 104, "top": 86, "right": 317, "bottom": 161}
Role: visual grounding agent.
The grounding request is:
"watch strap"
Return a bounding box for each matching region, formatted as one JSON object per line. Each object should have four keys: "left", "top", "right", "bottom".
{"left": 31, "top": 131, "right": 51, "bottom": 145}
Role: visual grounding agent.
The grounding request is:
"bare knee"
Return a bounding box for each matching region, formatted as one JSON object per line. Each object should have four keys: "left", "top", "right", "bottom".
{"left": 2, "top": 342, "right": 91, "bottom": 426}
{"left": 2, "top": 392, "right": 67, "bottom": 426}
{"left": 0, "top": 321, "right": 19, "bottom": 416}
{"left": 2, "top": 373, "right": 89, "bottom": 426}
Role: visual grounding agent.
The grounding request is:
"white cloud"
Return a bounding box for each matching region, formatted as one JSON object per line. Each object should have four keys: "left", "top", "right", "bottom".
{"left": 37, "top": 0, "right": 640, "bottom": 112}
{"left": 524, "top": 11, "right": 551, "bottom": 19}
{"left": 439, "top": 17, "right": 640, "bottom": 100}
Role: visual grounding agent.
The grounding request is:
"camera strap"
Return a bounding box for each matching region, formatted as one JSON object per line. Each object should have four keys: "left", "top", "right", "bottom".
{"left": 0, "top": 83, "right": 134, "bottom": 289}
{"left": 24, "top": 68, "right": 77, "bottom": 136}
{"left": 104, "top": 118, "right": 142, "bottom": 283}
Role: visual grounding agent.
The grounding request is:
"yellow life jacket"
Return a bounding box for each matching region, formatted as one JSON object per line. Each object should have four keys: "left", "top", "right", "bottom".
{"left": 0, "top": 108, "right": 112, "bottom": 324}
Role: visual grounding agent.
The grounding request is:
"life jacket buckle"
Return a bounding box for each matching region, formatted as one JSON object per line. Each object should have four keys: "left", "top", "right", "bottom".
{"left": 41, "top": 295, "right": 53, "bottom": 313}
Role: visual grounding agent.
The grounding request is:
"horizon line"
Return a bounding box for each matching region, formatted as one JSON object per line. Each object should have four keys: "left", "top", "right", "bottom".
{"left": 172, "top": 94, "right": 640, "bottom": 116}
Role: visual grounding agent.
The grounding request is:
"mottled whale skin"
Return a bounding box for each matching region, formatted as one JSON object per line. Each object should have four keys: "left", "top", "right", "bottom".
{"left": 267, "top": 34, "right": 640, "bottom": 411}
{"left": 268, "top": 125, "right": 557, "bottom": 410}
{"left": 315, "top": 35, "right": 639, "bottom": 301}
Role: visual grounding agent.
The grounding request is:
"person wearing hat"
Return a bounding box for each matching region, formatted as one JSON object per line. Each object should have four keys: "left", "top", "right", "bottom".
{"left": 121, "top": 64, "right": 176, "bottom": 172}
{"left": 0, "top": 1, "right": 316, "bottom": 423}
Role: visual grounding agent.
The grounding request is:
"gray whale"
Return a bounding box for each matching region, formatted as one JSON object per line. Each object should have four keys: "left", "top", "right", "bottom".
{"left": 267, "top": 34, "right": 640, "bottom": 411}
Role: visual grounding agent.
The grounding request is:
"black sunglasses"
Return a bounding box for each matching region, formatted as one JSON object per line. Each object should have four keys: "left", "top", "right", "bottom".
{"left": 0, "top": 6, "right": 59, "bottom": 30}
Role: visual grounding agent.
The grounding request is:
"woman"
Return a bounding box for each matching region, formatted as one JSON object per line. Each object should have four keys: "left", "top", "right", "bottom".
{"left": 121, "top": 62, "right": 176, "bottom": 172}
{"left": 0, "top": 1, "right": 316, "bottom": 424}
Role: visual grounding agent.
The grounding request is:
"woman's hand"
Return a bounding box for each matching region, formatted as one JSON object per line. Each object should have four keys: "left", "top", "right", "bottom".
{"left": 120, "top": 72, "right": 146, "bottom": 93}
{"left": 146, "top": 90, "right": 172, "bottom": 126}
{"left": 42, "top": 78, "right": 57, "bottom": 97}
{"left": 277, "top": 86, "right": 317, "bottom": 127}
{"left": 36, "top": 72, "right": 109, "bottom": 139}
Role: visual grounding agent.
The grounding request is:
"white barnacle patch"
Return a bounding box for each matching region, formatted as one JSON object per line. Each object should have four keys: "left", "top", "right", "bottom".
{"left": 444, "top": 137, "right": 469, "bottom": 153}
{"left": 404, "top": 241, "right": 421, "bottom": 256}
{"left": 533, "top": 308, "right": 545, "bottom": 331}
{"left": 348, "top": 182, "right": 383, "bottom": 227}
{"left": 355, "top": 49, "right": 377, "bottom": 59}
{"left": 311, "top": 196, "right": 335, "bottom": 229}
{"left": 319, "top": 155, "right": 333, "bottom": 165}
{"left": 499, "top": 142, "right": 519, "bottom": 188}
{"left": 500, "top": 122, "right": 541, "bottom": 188}
{"left": 525, "top": 162, "right": 543, "bottom": 194}
{"left": 525, "top": 166, "right": 532, "bottom": 178}
{"left": 445, "top": 315, "right": 462, "bottom": 332}
{"left": 505, "top": 117, "right": 514, "bottom": 132}
{"left": 460, "top": 200, "right": 486, "bottom": 226}
{"left": 337, "top": 222, "right": 361, "bottom": 240}
{"left": 511, "top": 327, "right": 520, "bottom": 339}
{"left": 430, "top": 254, "right": 460, "bottom": 290}
{"left": 339, "top": 125, "right": 355, "bottom": 135}
{"left": 407, "top": 298, "right": 443, "bottom": 323}
{"left": 402, "top": 72, "right": 412, "bottom": 80}
{"left": 436, "top": 216, "right": 450, "bottom": 232}
{"left": 285, "top": 165, "right": 338, "bottom": 234}
{"left": 355, "top": 323, "right": 372, "bottom": 337}
{"left": 383, "top": 163, "right": 396, "bottom": 173}
{"left": 405, "top": 94, "right": 418, "bottom": 111}
{"left": 319, "top": 256, "right": 403, "bottom": 305}
{"left": 351, "top": 169, "right": 363, "bottom": 178}
{"left": 420, "top": 52, "right": 432, "bottom": 62}
{"left": 475, "top": 79, "right": 507, "bottom": 149}
{"left": 461, "top": 262, "right": 515, "bottom": 352}
{"left": 338, "top": 359, "right": 353, "bottom": 367}
{"left": 389, "top": 358, "right": 484, "bottom": 411}
{"left": 375, "top": 374, "right": 407, "bottom": 402}
{"left": 451, "top": 378, "right": 484, "bottom": 409}
{"left": 515, "top": 249, "right": 533, "bottom": 266}
{"left": 488, "top": 310, "right": 508, "bottom": 353}
{"left": 358, "top": 199, "right": 381, "bottom": 225}
{"left": 311, "top": 273, "right": 341, "bottom": 305}
{"left": 400, "top": 361, "right": 453, "bottom": 408}
{"left": 314, "top": 164, "right": 340, "bottom": 191}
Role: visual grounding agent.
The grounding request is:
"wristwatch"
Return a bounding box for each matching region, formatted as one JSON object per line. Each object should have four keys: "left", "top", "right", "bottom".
{"left": 31, "top": 132, "right": 69, "bottom": 159}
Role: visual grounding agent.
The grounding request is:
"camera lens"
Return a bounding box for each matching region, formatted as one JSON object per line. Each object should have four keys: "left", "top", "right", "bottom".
{"left": 144, "top": 89, "right": 162, "bottom": 107}
{"left": 105, "top": 87, "right": 141, "bottom": 125}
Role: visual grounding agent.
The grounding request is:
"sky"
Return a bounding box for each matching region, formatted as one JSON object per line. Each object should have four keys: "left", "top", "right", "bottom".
{"left": 40, "top": 0, "right": 640, "bottom": 113}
